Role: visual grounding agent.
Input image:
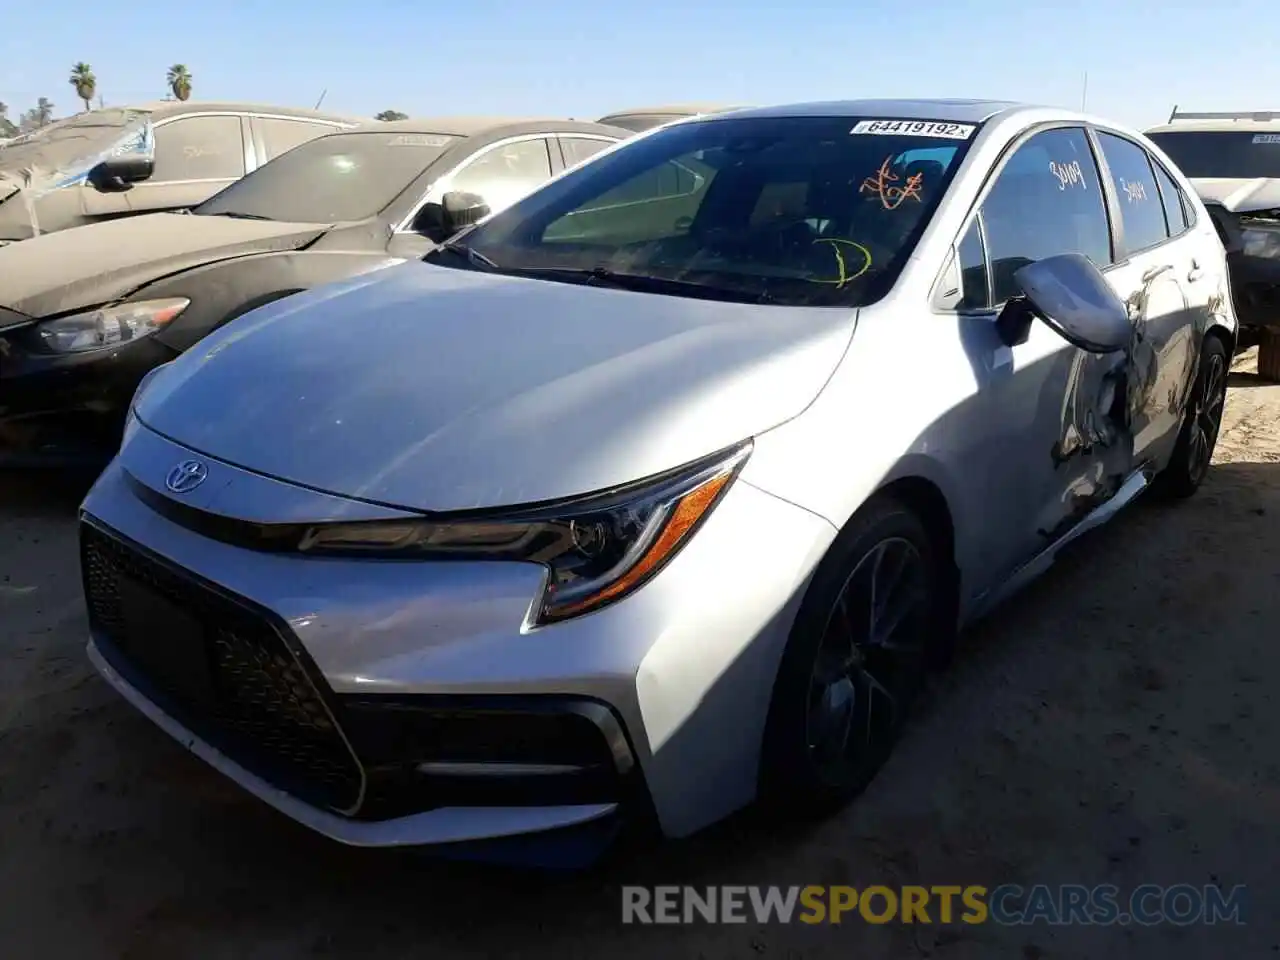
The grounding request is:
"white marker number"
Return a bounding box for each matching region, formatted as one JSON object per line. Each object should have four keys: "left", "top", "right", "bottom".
{"left": 1049, "top": 159, "right": 1086, "bottom": 191}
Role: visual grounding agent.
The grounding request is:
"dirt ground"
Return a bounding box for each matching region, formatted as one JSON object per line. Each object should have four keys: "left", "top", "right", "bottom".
{"left": 2, "top": 349, "right": 1278, "bottom": 960}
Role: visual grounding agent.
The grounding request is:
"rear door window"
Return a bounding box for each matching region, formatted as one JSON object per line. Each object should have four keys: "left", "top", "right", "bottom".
{"left": 152, "top": 114, "right": 245, "bottom": 181}
{"left": 1150, "top": 157, "right": 1191, "bottom": 235}
{"left": 258, "top": 117, "right": 340, "bottom": 161}
{"left": 1096, "top": 132, "right": 1169, "bottom": 254}
{"left": 560, "top": 137, "right": 614, "bottom": 169}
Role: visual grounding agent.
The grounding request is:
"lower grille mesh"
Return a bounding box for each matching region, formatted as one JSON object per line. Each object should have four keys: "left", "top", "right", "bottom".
{"left": 81, "top": 521, "right": 364, "bottom": 813}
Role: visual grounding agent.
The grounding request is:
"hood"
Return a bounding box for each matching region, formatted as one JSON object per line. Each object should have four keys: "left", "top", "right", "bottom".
{"left": 1189, "top": 177, "right": 1280, "bottom": 215}
{"left": 135, "top": 261, "right": 855, "bottom": 513}
{"left": 0, "top": 212, "right": 329, "bottom": 316}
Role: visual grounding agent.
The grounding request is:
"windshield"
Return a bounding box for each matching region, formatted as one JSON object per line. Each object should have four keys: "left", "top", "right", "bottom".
{"left": 429, "top": 115, "right": 973, "bottom": 306}
{"left": 1148, "top": 131, "right": 1280, "bottom": 180}
{"left": 0, "top": 108, "right": 149, "bottom": 173}
{"left": 195, "top": 130, "right": 457, "bottom": 223}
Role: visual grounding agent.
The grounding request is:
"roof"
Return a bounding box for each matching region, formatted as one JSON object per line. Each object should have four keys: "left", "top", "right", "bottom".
{"left": 1147, "top": 109, "right": 1280, "bottom": 135}
{"left": 598, "top": 103, "right": 749, "bottom": 120}
{"left": 715, "top": 99, "right": 1027, "bottom": 124}
{"left": 355, "top": 116, "right": 558, "bottom": 137}
{"left": 112, "top": 99, "right": 362, "bottom": 123}
{"left": 345, "top": 116, "right": 629, "bottom": 139}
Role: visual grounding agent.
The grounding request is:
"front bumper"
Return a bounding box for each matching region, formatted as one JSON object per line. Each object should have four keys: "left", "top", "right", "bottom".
{"left": 0, "top": 328, "right": 177, "bottom": 465}
{"left": 89, "top": 641, "right": 622, "bottom": 853}
{"left": 1228, "top": 249, "right": 1280, "bottom": 330}
{"left": 79, "top": 423, "right": 836, "bottom": 849}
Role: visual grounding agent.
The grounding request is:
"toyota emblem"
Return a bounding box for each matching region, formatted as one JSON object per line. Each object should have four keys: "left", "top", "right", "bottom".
{"left": 165, "top": 459, "right": 208, "bottom": 494}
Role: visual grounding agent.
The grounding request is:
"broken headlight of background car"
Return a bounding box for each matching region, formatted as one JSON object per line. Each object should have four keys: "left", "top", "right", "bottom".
{"left": 1241, "top": 217, "right": 1280, "bottom": 260}
{"left": 297, "top": 441, "right": 752, "bottom": 623}
{"left": 37, "top": 298, "right": 189, "bottom": 354}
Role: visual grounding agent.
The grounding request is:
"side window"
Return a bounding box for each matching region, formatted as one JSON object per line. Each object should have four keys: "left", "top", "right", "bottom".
{"left": 1150, "top": 157, "right": 1190, "bottom": 236}
{"left": 1179, "top": 189, "right": 1195, "bottom": 230}
{"left": 981, "top": 127, "right": 1112, "bottom": 305}
{"left": 1096, "top": 132, "right": 1168, "bottom": 253}
{"left": 259, "top": 117, "right": 337, "bottom": 160}
{"left": 749, "top": 181, "right": 808, "bottom": 227}
{"left": 448, "top": 139, "right": 553, "bottom": 208}
{"left": 560, "top": 137, "right": 613, "bottom": 169}
{"left": 957, "top": 218, "right": 990, "bottom": 310}
{"left": 152, "top": 115, "right": 245, "bottom": 181}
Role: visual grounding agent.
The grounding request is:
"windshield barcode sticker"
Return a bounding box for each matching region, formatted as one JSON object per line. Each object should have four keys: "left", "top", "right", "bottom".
{"left": 851, "top": 119, "right": 976, "bottom": 140}
{"left": 1252, "top": 134, "right": 1280, "bottom": 144}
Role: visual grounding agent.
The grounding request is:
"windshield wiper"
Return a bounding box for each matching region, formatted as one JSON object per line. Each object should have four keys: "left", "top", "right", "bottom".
{"left": 434, "top": 239, "right": 500, "bottom": 270}
{"left": 506, "top": 266, "right": 776, "bottom": 304}
{"left": 203, "top": 210, "right": 274, "bottom": 221}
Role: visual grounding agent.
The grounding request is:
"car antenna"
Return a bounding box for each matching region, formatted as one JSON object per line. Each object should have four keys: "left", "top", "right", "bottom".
{"left": 314, "top": 89, "right": 328, "bottom": 110}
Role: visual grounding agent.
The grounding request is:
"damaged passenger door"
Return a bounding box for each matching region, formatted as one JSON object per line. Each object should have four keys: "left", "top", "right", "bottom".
{"left": 948, "top": 125, "right": 1135, "bottom": 580}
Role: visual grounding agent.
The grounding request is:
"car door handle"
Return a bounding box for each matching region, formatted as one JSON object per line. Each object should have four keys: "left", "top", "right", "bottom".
{"left": 1187, "top": 259, "right": 1204, "bottom": 283}
{"left": 1142, "top": 263, "right": 1174, "bottom": 284}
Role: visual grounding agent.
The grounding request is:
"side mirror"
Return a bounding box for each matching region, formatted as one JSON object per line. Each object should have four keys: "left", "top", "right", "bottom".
{"left": 90, "top": 154, "right": 154, "bottom": 191}
{"left": 441, "top": 191, "right": 490, "bottom": 233}
{"left": 1001, "top": 253, "right": 1131, "bottom": 353}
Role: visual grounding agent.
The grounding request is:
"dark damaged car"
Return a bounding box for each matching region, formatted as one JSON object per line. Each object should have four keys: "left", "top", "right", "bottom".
{"left": 0, "top": 117, "right": 626, "bottom": 463}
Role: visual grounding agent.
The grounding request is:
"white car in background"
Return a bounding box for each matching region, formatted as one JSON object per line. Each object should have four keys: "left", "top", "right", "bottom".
{"left": 1146, "top": 108, "right": 1280, "bottom": 378}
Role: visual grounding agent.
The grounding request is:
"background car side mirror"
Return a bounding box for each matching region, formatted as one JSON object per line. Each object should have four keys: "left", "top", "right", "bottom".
{"left": 440, "top": 191, "right": 490, "bottom": 233}
{"left": 1000, "top": 253, "right": 1131, "bottom": 353}
{"left": 90, "top": 154, "right": 154, "bottom": 191}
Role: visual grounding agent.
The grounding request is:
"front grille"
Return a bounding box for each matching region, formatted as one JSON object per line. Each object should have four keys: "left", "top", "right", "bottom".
{"left": 81, "top": 520, "right": 364, "bottom": 814}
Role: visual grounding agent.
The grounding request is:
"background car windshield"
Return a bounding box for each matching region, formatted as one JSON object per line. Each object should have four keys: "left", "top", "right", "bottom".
{"left": 195, "top": 131, "right": 456, "bottom": 223}
{"left": 1147, "top": 131, "right": 1280, "bottom": 180}
{"left": 452, "top": 116, "right": 972, "bottom": 306}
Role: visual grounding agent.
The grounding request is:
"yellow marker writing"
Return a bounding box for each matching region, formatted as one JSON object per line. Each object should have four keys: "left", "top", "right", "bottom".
{"left": 808, "top": 238, "right": 873, "bottom": 288}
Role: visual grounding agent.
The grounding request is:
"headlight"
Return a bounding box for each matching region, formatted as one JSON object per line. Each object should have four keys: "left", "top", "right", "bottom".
{"left": 37, "top": 298, "right": 189, "bottom": 354}
{"left": 297, "top": 441, "right": 752, "bottom": 623}
{"left": 1241, "top": 222, "right": 1280, "bottom": 259}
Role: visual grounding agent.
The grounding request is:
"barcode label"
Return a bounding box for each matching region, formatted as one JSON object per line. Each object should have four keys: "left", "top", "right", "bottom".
{"left": 851, "top": 119, "right": 976, "bottom": 140}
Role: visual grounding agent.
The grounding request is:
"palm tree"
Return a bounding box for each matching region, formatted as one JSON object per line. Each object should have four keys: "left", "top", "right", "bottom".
{"left": 0, "top": 101, "right": 14, "bottom": 137}
{"left": 375, "top": 110, "right": 408, "bottom": 121}
{"left": 69, "top": 63, "right": 96, "bottom": 112}
{"left": 167, "top": 65, "right": 192, "bottom": 102}
{"left": 35, "top": 98, "right": 54, "bottom": 126}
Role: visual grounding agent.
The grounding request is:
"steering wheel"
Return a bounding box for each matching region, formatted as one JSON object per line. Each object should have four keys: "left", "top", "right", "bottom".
{"left": 694, "top": 216, "right": 817, "bottom": 262}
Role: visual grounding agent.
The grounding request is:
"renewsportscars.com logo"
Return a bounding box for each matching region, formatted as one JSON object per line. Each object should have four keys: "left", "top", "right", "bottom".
{"left": 622, "top": 884, "right": 1247, "bottom": 926}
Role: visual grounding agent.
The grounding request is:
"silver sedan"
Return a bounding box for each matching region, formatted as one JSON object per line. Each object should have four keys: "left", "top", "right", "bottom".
{"left": 79, "top": 98, "right": 1235, "bottom": 864}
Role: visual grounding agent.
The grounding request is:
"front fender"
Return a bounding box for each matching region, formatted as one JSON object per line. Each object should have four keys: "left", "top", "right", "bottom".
{"left": 130, "top": 250, "right": 407, "bottom": 352}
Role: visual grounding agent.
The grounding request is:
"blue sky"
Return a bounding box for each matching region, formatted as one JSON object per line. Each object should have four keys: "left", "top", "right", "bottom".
{"left": 2, "top": 0, "right": 1275, "bottom": 130}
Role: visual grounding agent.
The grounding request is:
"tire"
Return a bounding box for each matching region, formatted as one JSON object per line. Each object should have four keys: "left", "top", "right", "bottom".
{"left": 758, "top": 495, "right": 944, "bottom": 819}
{"left": 1153, "top": 335, "right": 1229, "bottom": 499}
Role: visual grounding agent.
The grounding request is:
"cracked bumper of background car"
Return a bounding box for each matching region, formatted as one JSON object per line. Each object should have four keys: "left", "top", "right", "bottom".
{"left": 81, "top": 424, "right": 837, "bottom": 839}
